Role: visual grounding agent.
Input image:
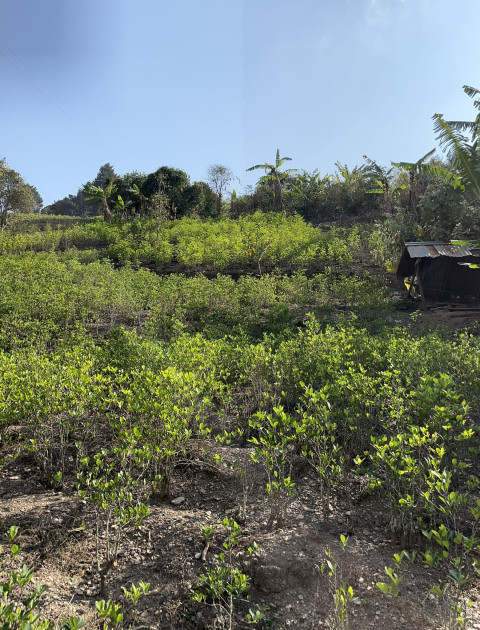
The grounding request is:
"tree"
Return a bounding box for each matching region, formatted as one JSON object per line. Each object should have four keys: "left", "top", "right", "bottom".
{"left": 93, "top": 163, "right": 118, "bottom": 188}
{"left": 43, "top": 196, "right": 79, "bottom": 216}
{"left": 25, "top": 184, "right": 43, "bottom": 213}
{"left": 79, "top": 164, "right": 120, "bottom": 218}
{"left": 391, "top": 149, "right": 436, "bottom": 219}
{"left": 181, "top": 181, "right": 217, "bottom": 217}
{"left": 82, "top": 178, "right": 116, "bottom": 221}
{"left": 143, "top": 167, "right": 191, "bottom": 218}
{"left": 288, "top": 169, "right": 332, "bottom": 220}
{"left": 0, "top": 159, "right": 38, "bottom": 228}
{"left": 363, "top": 156, "right": 402, "bottom": 214}
{"left": 113, "top": 171, "right": 148, "bottom": 218}
{"left": 329, "top": 162, "right": 379, "bottom": 216}
{"left": 432, "top": 85, "right": 480, "bottom": 198}
{"left": 206, "top": 164, "right": 234, "bottom": 215}
{"left": 247, "top": 149, "right": 296, "bottom": 214}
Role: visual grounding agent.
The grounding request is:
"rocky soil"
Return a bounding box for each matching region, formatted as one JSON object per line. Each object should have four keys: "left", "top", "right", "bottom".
{"left": 1, "top": 442, "right": 480, "bottom": 630}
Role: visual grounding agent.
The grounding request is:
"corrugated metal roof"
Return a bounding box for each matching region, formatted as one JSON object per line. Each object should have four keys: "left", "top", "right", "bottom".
{"left": 405, "top": 242, "right": 474, "bottom": 258}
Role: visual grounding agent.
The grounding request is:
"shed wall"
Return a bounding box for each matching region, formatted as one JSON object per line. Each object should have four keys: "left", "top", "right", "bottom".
{"left": 419, "top": 258, "right": 480, "bottom": 299}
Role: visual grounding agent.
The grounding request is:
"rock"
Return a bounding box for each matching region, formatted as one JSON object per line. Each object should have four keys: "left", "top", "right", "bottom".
{"left": 171, "top": 496, "right": 186, "bottom": 505}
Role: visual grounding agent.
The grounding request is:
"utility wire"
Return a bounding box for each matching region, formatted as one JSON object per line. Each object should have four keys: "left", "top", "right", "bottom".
{"left": 0, "top": 44, "right": 127, "bottom": 171}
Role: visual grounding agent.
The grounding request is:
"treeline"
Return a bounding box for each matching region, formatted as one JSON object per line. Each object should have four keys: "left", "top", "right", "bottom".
{"left": 4, "top": 84, "right": 480, "bottom": 246}
{"left": 44, "top": 163, "right": 218, "bottom": 221}
{"left": 42, "top": 155, "right": 480, "bottom": 244}
{"left": 5, "top": 154, "right": 480, "bottom": 249}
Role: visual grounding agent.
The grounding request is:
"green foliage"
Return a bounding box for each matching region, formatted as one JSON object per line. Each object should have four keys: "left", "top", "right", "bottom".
{"left": 368, "top": 374, "right": 475, "bottom": 537}
{"left": 192, "top": 518, "right": 265, "bottom": 629}
{"left": 247, "top": 149, "right": 296, "bottom": 214}
{"left": 297, "top": 384, "right": 344, "bottom": 520}
{"left": 96, "top": 581, "right": 150, "bottom": 630}
{"left": 376, "top": 550, "right": 415, "bottom": 597}
{"left": 0, "top": 159, "right": 41, "bottom": 228}
{"left": 249, "top": 406, "right": 297, "bottom": 528}
{"left": 83, "top": 180, "right": 116, "bottom": 222}
{"left": 3, "top": 208, "right": 480, "bottom": 625}
{"left": 0, "top": 526, "right": 85, "bottom": 629}
{"left": 433, "top": 85, "right": 480, "bottom": 199}
{"left": 77, "top": 436, "right": 151, "bottom": 597}
{"left": 319, "top": 536, "right": 359, "bottom": 630}
{"left": 0, "top": 212, "right": 370, "bottom": 274}
{"left": 107, "top": 364, "right": 215, "bottom": 498}
{"left": 418, "top": 179, "right": 480, "bottom": 240}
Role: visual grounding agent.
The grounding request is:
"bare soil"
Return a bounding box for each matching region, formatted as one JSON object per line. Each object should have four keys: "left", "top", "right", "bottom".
{"left": 1, "top": 442, "right": 480, "bottom": 630}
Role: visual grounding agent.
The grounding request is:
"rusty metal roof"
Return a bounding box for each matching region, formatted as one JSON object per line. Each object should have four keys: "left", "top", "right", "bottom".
{"left": 405, "top": 242, "right": 474, "bottom": 258}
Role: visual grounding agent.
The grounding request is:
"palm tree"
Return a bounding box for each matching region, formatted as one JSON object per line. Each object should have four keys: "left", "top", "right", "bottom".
{"left": 247, "top": 149, "right": 296, "bottom": 214}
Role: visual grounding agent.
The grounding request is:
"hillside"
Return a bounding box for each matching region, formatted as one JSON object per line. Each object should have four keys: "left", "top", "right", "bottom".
{"left": 1, "top": 213, "right": 480, "bottom": 630}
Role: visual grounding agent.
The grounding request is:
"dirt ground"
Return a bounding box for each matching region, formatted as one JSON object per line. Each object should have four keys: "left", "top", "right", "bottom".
{"left": 1, "top": 440, "right": 480, "bottom": 630}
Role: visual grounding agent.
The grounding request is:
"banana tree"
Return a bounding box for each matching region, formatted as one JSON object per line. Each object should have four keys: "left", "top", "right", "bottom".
{"left": 398, "top": 86, "right": 480, "bottom": 199}
{"left": 391, "top": 149, "right": 436, "bottom": 219}
{"left": 289, "top": 169, "right": 331, "bottom": 218}
{"left": 247, "top": 149, "right": 296, "bottom": 214}
{"left": 363, "top": 155, "right": 405, "bottom": 214}
{"left": 83, "top": 179, "right": 116, "bottom": 221}
{"left": 331, "top": 161, "right": 377, "bottom": 215}
{"left": 432, "top": 85, "right": 480, "bottom": 198}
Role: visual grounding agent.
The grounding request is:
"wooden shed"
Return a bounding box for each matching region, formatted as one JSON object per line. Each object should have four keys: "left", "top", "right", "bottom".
{"left": 396, "top": 242, "right": 480, "bottom": 302}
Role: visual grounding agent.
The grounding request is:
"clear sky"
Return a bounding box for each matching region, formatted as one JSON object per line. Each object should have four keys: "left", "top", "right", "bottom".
{"left": 1, "top": 0, "right": 479, "bottom": 207}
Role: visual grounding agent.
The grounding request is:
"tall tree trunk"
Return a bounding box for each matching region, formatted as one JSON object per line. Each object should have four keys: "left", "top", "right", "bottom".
{"left": 274, "top": 177, "right": 284, "bottom": 214}
{"left": 102, "top": 197, "right": 112, "bottom": 221}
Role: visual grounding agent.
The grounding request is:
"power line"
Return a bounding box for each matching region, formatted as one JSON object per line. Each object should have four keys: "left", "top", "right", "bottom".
{"left": 0, "top": 44, "right": 126, "bottom": 170}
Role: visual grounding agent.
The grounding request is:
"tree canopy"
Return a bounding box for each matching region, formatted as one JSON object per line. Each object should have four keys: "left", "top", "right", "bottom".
{"left": 247, "top": 149, "right": 296, "bottom": 214}
{"left": 0, "top": 158, "right": 42, "bottom": 228}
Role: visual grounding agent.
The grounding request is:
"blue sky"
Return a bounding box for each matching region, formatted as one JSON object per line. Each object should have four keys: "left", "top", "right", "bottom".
{"left": 1, "top": 0, "right": 479, "bottom": 207}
